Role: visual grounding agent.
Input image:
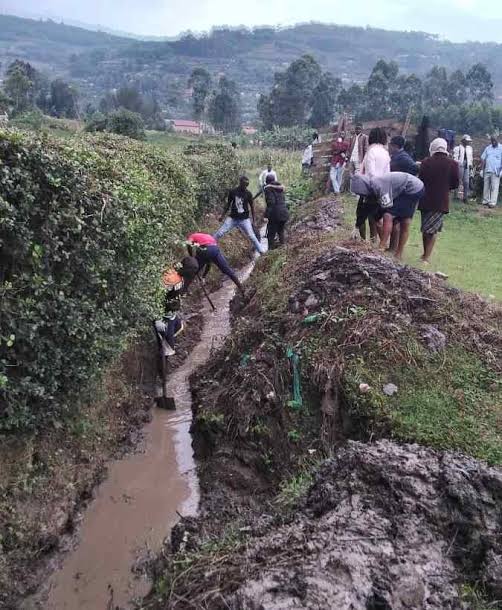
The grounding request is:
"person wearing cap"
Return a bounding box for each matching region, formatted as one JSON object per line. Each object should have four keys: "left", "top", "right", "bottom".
{"left": 418, "top": 138, "right": 459, "bottom": 263}
{"left": 214, "top": 176, "right": 265, "bottom": 254}
{"left": 453, "top": 134, "right": 474, "bottom": 202}
{"left": 154, "top": 256, "right": 199, "bottom": 357}
{"left": 351, "top": 172, "right": 424, "bottom": 260}
{"left": 186, "top": 232, "right": 244, "bottom": 294}
{"left": 481, "top": 135, "right": 502, "bottom": 208}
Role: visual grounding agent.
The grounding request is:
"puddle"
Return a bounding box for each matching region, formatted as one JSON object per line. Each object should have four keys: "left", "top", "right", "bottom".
{"left": 32, "top": 261, "right": 255, "bottom": 610}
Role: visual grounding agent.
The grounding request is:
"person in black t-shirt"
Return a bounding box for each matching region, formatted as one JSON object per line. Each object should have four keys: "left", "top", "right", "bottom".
{"left": 214, "top": 176, "right": 266, "bottom": 254}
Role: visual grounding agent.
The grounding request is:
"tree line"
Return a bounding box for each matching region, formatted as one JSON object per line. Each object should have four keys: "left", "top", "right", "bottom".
{"left": 256, "top": 55, "right": 500, "bottom": 134}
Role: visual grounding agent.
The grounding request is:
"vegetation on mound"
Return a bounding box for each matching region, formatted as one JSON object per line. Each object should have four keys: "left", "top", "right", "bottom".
{"left": 0, "top": 129, "right": 239, "bottom": 432}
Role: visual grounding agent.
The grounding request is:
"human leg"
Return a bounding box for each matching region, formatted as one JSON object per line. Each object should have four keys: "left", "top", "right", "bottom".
{"left": 380, "top": 213, "right": 394, "bottom": 250}
{"left": 267, "top": 221, "right": 278, "bottom": 249}
{"left": 277, "top": 221, "right": 286, "bottom": 246}
{"left": 462, "top": 167, "right": 470, "bottom": 201}
{"left": 206, "top": 245, "right": 242, "bottom": 290}
{"left": 237, "top": 218, "right": 266, "bottom": 254}
{"left": 490, "top": 175, "right": 501, "bottom": 207}
{"left": 329, "top": 166, "right": 339, "bottom": 194}
{"left": 420, "top": 211, "right": 443, "bottom": 262}
{"left": 355, "top": 196, "right": 368, "bottom": 239}
{"left": 214, "top": 216, "right": 237, "bottom": 240}
{"left": 395, "top": 218, "right": 412, "bottom": 260}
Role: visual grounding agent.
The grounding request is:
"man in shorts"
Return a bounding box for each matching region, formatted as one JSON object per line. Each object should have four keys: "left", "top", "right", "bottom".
{"left": 418, "top": 138, "right": 459, "bottom": 263}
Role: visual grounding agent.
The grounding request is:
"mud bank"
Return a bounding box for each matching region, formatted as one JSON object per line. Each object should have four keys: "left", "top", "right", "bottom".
{"left": 144, "top": 197, "right": 502, "bottom": 609}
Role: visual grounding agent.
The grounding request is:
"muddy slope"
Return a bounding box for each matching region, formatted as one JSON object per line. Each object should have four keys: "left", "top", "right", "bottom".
{"left": 201, "top": 440, "right": 502, "bottom": 609}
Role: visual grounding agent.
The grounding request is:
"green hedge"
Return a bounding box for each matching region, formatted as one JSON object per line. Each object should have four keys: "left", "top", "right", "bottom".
{"left": 0, "top": 130, "right": 239, "bottom": 431}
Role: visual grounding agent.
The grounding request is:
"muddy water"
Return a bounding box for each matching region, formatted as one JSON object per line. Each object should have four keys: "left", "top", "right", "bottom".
{"left": 39, "top": 263, "right": 254, "bottom": 610}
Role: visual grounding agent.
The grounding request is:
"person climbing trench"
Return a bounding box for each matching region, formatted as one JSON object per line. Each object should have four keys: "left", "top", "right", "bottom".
{"left": 264, "top": 174, "right": 289, "bottom": 249}
{"left": 214, "top": 176, "right": 266, "bottom": 254}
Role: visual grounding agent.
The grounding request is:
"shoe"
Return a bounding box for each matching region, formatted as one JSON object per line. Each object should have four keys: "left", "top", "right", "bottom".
{"left": 161, "top": 339, "right": 175, "bottom": 357}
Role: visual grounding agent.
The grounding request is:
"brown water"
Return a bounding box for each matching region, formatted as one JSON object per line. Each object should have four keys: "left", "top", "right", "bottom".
{"left": 34, "top": 263, "right": 254, "bottom": 610}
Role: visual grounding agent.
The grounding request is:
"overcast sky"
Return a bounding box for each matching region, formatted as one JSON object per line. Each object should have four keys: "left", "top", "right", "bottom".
{"left": 3, "top": 0, "right": 502, "bottom": 43}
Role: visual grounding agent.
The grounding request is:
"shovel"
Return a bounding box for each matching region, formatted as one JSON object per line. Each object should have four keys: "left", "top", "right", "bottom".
{"left": 152, "top": 321, "right": 176, "bottom": 410}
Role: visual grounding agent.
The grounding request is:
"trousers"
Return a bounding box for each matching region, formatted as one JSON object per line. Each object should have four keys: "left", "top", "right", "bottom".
{"left": 483, "top": 173, "right": 501, "bottom": 207}
{"left": 214, "top": 217, "right": 265, "bottom": 254}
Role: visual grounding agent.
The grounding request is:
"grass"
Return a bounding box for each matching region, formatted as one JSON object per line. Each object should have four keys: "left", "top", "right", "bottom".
{"left": 341, "top": 195, "right": 502, "bottom": 301}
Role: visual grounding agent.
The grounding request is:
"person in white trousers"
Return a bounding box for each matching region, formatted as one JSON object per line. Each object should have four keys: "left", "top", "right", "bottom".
{"left": 481, "top": 135, "right": 502, "bottom": 208}
{"left": 453, "top": 135, "right": 474, "bottom": 202}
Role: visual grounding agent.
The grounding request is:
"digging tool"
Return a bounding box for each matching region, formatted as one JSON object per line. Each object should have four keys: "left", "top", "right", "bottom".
{"left": 152, "top": 321, "right": 176, "bottom": 410}
{"left": 197, "top": 274, "right": 216, "bottom": 311}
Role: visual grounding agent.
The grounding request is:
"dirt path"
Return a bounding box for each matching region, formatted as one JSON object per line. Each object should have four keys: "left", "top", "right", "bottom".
{"left": 25, "top": 260, "right": 256, "bottom": 610}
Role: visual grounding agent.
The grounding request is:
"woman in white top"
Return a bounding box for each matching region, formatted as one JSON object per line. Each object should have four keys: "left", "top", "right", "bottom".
{"left": 353, "top": 127, "right": 390, "bottom": 240}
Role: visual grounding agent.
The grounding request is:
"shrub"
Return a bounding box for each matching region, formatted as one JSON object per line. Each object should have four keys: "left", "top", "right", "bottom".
{"left": 0, "top": 129, "right": 239, "bottom": 431}
{"left": 106, "top": 108, "right": 145, "bottom": 140}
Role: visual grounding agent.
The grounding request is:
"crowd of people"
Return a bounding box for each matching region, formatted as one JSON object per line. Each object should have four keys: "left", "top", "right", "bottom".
{"left": 326, "top": 123, "right": 502, "bottom": 262}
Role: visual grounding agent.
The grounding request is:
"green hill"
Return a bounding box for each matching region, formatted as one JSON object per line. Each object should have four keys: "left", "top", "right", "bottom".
{"left": 1, "top": 15, "right": 502, "bottom": 121}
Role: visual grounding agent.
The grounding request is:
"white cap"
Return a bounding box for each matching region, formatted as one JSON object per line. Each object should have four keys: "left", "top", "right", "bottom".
{"left": 462, "top": 134, "right": 473, "bottom": 142}
{"left": 429, "top": 138, "right": 448, "bottom": 156}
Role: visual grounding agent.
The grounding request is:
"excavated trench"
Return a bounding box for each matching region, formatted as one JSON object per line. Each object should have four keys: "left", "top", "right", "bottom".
{"left": 26, "top": 260, "right": 257, "bottom": 610}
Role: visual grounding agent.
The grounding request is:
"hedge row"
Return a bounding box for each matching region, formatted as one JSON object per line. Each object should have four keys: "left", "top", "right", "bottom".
{"left": 0, "top": 130, "right": 239, "bottom": 431}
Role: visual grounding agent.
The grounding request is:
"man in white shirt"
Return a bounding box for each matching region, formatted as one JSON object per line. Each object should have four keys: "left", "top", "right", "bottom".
{"left": 259, "top": 164, "right": 277, "bottom": 190}
{"left": 481, "top": 135, "right": 502, "bottom": 208}
{"left": 453, "top": 134, "right": 474, "bottom": 202}
{"left": 347, "top": 123, "right": 369, "bottom": 175}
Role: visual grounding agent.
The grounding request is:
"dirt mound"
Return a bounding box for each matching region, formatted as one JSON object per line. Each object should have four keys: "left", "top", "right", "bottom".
{"left": 224, "top": 440, "right": 502, "bottom": 609}
{"left": 290, "top": 196, "right": 343, "bottom": 235}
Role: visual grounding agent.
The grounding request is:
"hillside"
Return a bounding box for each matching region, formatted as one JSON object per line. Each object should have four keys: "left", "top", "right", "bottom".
{"left": 2, "top": 15, "right": 502, "bottom": 120}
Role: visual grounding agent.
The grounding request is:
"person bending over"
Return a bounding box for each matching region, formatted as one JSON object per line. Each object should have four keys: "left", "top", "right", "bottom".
{"left": 351, "top": 172, "right": 424, "bottom": 260}
{"left": 186, "top": 232, "right": 244, "bottom": 294}
{"left": 214, "top": 176, "right": 265, "bottom": 254}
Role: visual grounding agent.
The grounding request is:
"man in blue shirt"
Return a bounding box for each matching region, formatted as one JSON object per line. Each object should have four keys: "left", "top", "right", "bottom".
{"left": 389, "top": 136, "right": 418, "bottom": 175}
{"left": 481, "top": 136, "right": 502, "bottom": 208}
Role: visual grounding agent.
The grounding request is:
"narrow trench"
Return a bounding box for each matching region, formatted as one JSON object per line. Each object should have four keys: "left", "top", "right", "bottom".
{"left": 29, "top": 259, "right": 257, "bottom": 610}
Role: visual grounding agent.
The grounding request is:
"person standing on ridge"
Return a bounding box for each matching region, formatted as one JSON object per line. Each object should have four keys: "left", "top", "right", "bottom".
{"left": 347, "top": 123, "right": 369, "bottom": 176}
{"left": 453, "top": 134, "right": 474, "bottom": 202}
{"left": 481, "top": 135, "right": 502, "bottom": 208}
{"left": 264, "top": 174, "right": 289, "bottom": 249}
{"left": 329, "top": 133, "right": 349, "bottom": 194}
{"left": 214, "top": 176, "right": 266, "bottom": 254}
{"left": 418, "top": 138, "right": 459, "bottom": 263}
{"left": 353, "top": 127, "right": 390, "bottom": 241}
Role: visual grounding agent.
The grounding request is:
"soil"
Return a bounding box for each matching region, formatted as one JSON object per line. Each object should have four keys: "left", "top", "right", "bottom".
{"left": 142, "top": 196, "right": 502, "bottom": 609}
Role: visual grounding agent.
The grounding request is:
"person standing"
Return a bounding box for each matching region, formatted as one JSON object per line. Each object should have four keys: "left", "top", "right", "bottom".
{"left": 353, "top": 127, "right": 390, "bottom": 240}
{"left": 329, "top": 134, "right": 349, "bottom": 194}
{"left": 259, "top": 164, "right": 277, "bottom": 192}
{"left": 481, "top": 135, "right": 502, "bottom": 208}
{"left": 389, "top": 136, "right": 418, "bottom": 175}
{"left": 264, "top": 174, "right": 289, "bottom": 249}
{"left": 347, "top": 123, "right": 369, "bottom": 175}
{"left": 453, "top": 134, "right": 474, "bottom": 202}
{"left": 214, "top": 176, "right": 266, "bottom": 254}
{"left": 418, "top": 138, "right": 459, "bottom": 263}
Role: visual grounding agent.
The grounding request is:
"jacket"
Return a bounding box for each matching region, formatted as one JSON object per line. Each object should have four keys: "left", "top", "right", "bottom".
{"left": 348, "top": 133, "right": 369, "bottom": 163}
{"left": 418, "top": 154, "right": 459, "bottom": 214}
{"left": 390, "top": 149, "right": 418, "bottom": 175}
{"left": 453, "top": 144, "right": 473, "bottom": 168}
{"left": 264, "top": 184, "right": 289, "bottom": 223}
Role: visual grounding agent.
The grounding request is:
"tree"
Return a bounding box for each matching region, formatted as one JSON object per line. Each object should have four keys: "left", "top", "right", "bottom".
{"left": 3, "top": 61, "right": 35, "bottom": 114}
{"left": 337, "top": 83, "right": 365, "bottom": 117}
{"left": 309, "top": 72, "right": 341, "bottom": 128}
{"left": 188, "top": 68, "right": 211, "bottom": 121}
{"left": 106, "top": 109, "right": 146, "bottom": 139}
{"left": 364, "top": 60, "right": 400, "bottom": 118}
{"left": 49, "top": 79, "right": 79, "bottom": 118}
{"left": 423, "top": 66, "right": 449, "bottom": 109}
{"left": 447, "top": 70, "right": 468, "bottom": 106}
{"left": 208, "top": 76, "right": 241, "bottom": 133}
{"left": 116, "top": 86, "right": 144, "bottom": 114}
{"left": 466, "top": 63, "right": 493, "bottom": 102}
{"left": 258, "top": 55, "right": 323, "bottom": 128}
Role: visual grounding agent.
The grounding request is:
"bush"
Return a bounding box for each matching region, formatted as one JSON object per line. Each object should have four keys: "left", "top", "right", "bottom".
{"left": 0, "top": 129, "right": 239, "bottom": 431}
{"left": 10, "top": 109, "right": 44, "bottom": 131}
{"left": 258, "top": 126, "right": 314, "bottom": 150}
{"left": 84, "top": 111, "right": 107, "bottom": 133}
{"left": 106, "top": 108, "right": 145, "bottom": 140}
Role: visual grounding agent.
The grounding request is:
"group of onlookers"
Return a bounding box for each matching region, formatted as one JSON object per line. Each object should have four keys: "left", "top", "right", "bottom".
{"left": 326, "top": 123, "right": 502, "bottom": 262}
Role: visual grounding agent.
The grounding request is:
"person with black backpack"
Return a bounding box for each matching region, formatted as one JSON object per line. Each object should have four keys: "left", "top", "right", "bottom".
{"left": 264, "top": 174, "right": 289, "bottom": 249}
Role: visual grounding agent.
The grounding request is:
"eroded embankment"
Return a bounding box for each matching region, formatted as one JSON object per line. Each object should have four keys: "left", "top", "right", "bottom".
{"left": 144, "top": 196, "right": 502, "bottom": 609}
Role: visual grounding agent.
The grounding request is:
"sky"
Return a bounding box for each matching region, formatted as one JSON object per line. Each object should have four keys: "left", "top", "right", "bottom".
{"left": 2, "top": 0, "right": 502, "bottom": 43}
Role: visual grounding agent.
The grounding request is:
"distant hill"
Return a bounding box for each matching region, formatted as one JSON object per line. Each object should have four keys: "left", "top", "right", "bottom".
{"left": 1, "top": 15, "right": 502, "bottom": 121}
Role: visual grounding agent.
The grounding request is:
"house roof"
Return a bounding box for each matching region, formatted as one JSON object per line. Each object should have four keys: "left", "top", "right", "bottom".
{"left": 172, "top": 119, "right": 200, "bottom": 128}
